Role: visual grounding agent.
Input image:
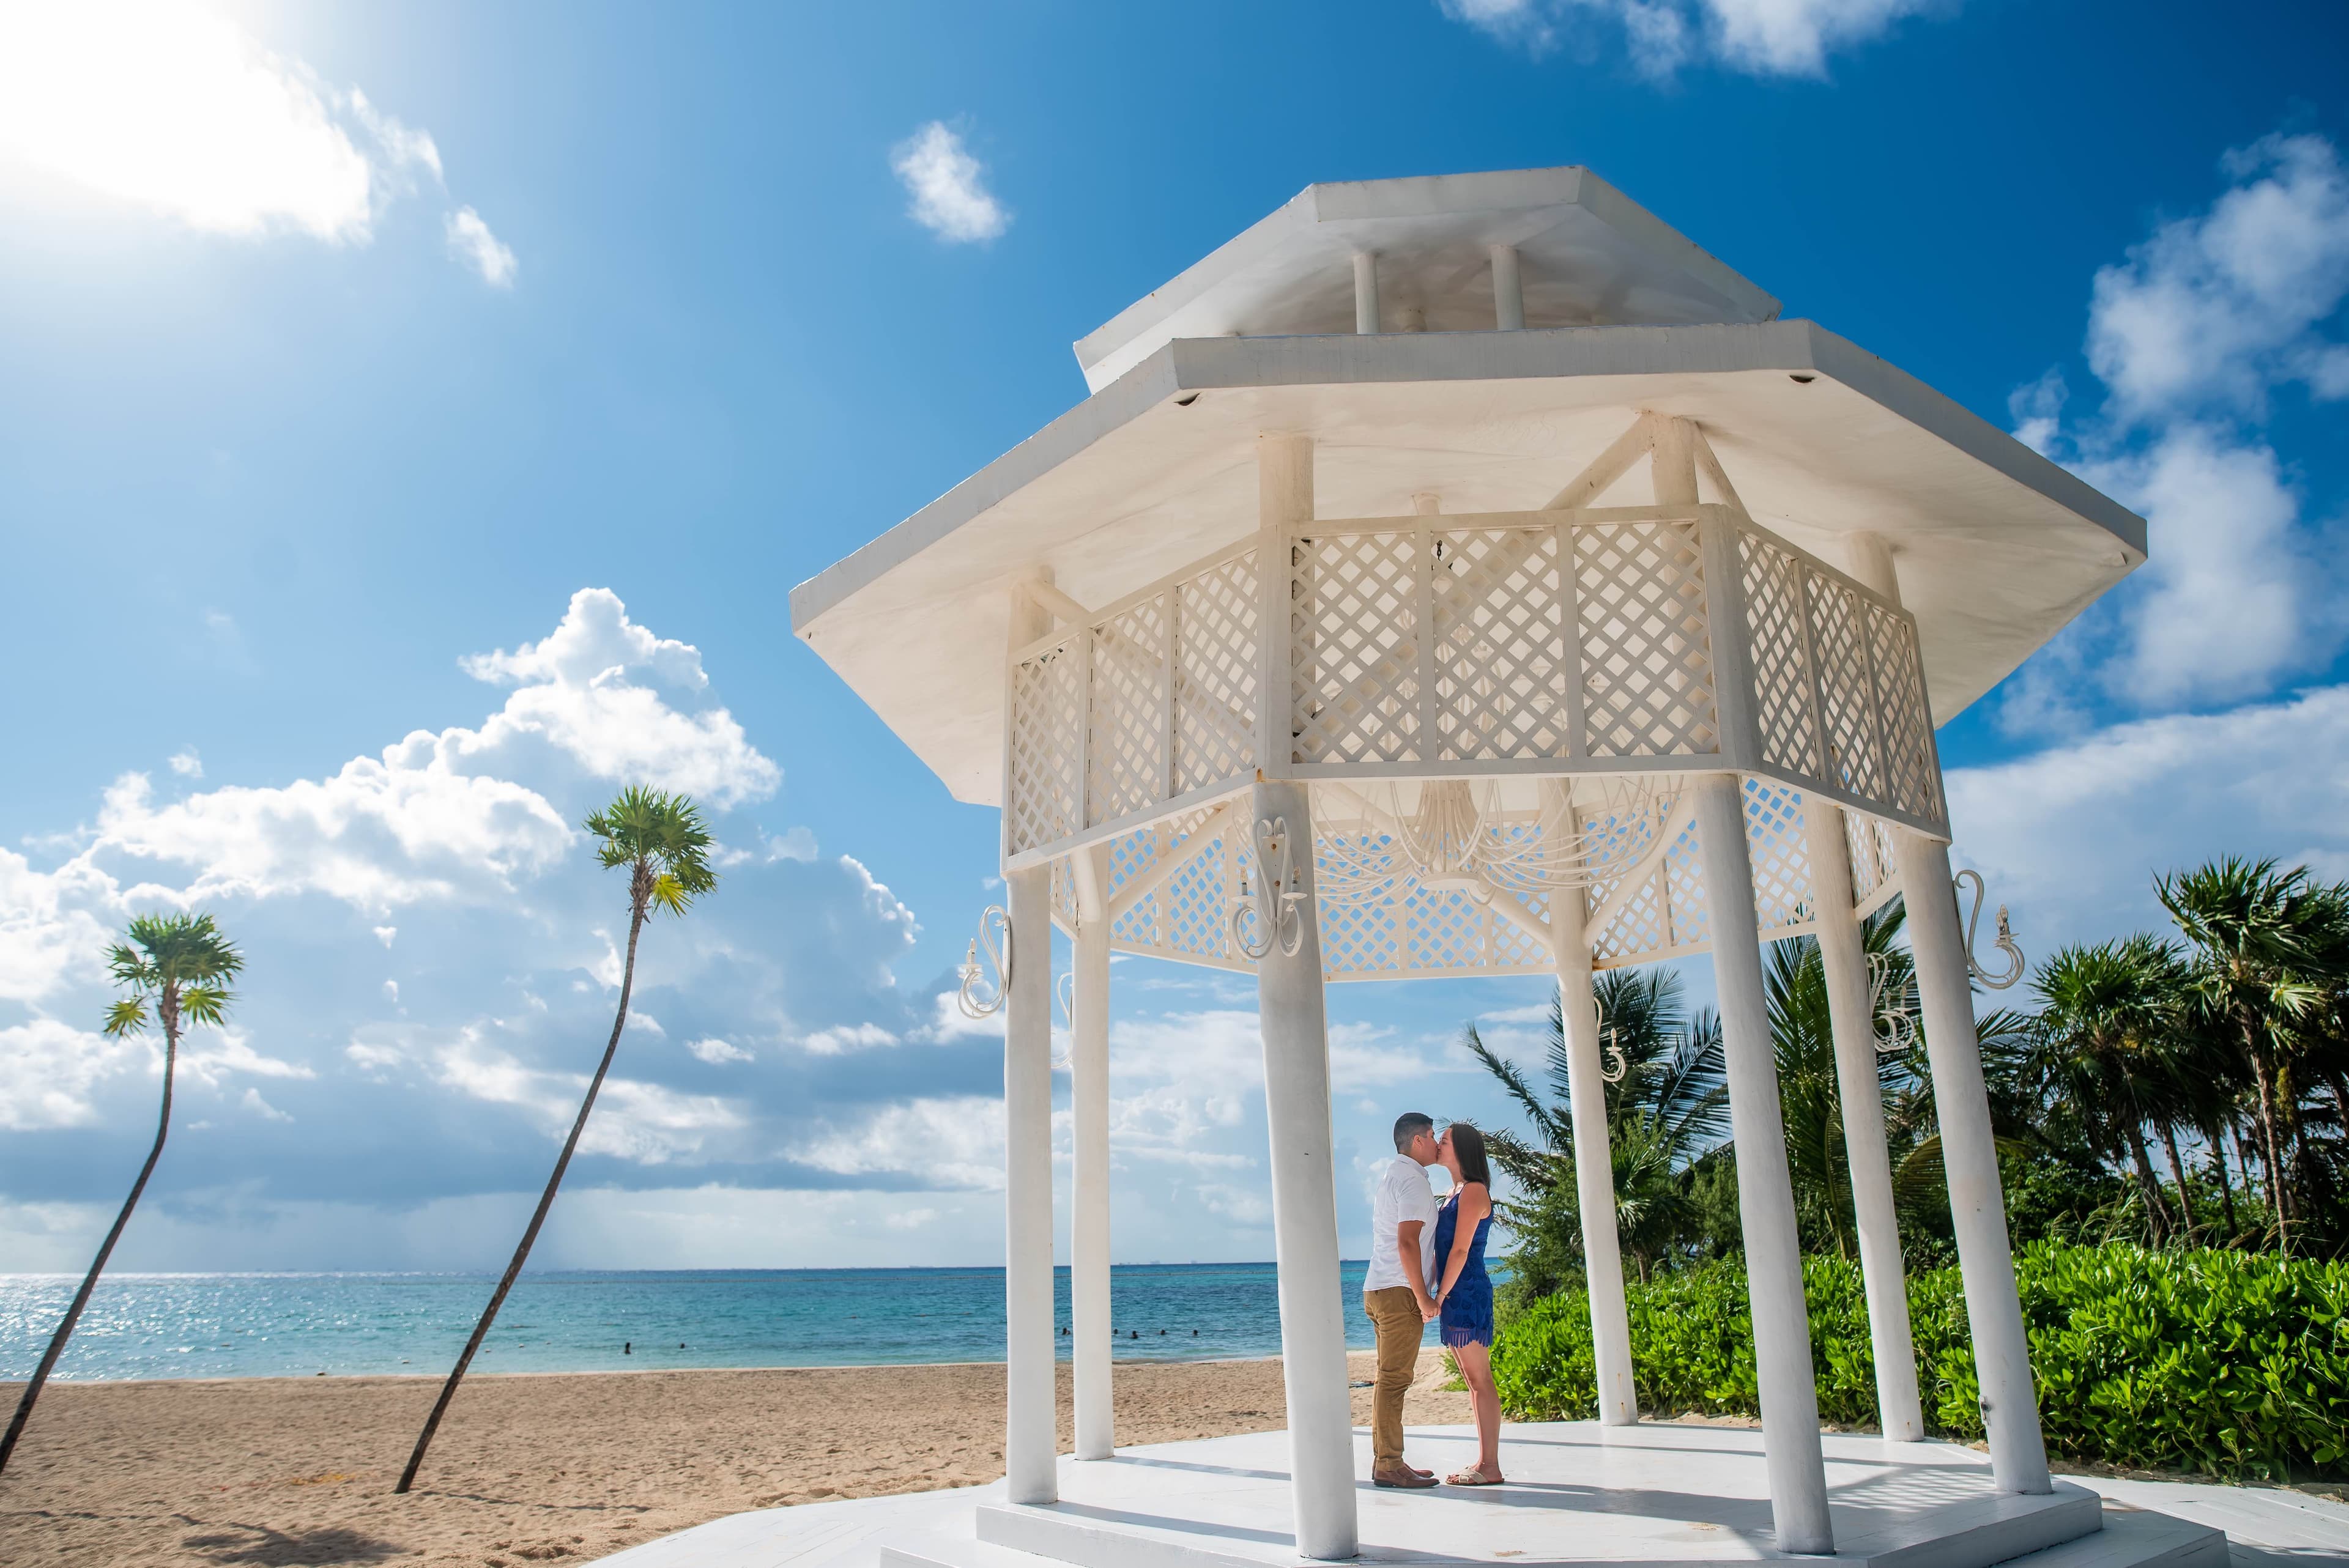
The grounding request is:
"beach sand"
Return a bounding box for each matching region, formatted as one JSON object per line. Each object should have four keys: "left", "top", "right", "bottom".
{"left": 2, "top": 1348, "right": 1469, "bottom": 1567}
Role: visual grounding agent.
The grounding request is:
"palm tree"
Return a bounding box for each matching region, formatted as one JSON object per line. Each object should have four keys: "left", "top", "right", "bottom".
{"left": 398, "top": 786, "right": 716, "bottom": 1494}
{"left": 2156, "top": 857, "right": 2345, "bottom": 1240}
{"left": 0, "top": 913, "right": 240, "bottom": 1476}
{"left": 1464, "top": 967, "right": 1729, "bottom": 1284}
{"left": 2023, "top": 936, "right": 2191, "bottom": 1244}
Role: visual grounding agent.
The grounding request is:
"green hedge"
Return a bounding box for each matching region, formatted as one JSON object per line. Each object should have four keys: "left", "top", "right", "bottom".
{"left": 1491, "top": 1243, "right": 2348, "bottom": 1480}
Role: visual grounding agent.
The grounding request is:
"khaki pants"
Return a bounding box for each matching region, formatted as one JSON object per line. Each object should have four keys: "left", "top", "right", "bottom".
{"left": 1363, "top": 1286, "right": 1425, "bottom": 1463}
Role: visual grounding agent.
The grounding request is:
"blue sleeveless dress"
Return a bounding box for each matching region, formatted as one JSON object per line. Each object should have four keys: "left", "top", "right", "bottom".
{"left": 1433, "top": 1192, "right": 1495, "bottom": 1348}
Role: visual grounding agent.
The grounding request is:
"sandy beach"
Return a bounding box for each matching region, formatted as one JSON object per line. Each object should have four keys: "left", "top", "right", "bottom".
{"left": 1, "top": 1349, "right": 1467, "bottom": 1567}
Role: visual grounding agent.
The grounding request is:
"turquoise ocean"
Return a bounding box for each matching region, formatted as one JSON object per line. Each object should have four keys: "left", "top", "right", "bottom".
{"left": 0, "top": 1263, "right": 1383, "bottom": 1381}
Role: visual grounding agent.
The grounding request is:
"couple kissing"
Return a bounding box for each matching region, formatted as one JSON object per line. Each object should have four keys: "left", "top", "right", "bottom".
{"left": 1364, "top": 1112, "right": 1502, "bottom": 1489}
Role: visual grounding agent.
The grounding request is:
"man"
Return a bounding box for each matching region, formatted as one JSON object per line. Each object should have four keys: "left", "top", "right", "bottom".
{"left": 1364, "top": 1111, "right": 1442, "bottom": 1488}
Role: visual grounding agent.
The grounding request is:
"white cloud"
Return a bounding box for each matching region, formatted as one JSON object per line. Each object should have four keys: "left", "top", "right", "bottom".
{"left": 890, "top": 122, "right": 1008, "bottom": 244}
{"left": 242, "top": 1086, "right": 292, "bottom": 1122}
{"left": 802, "top": 1095, "right": 1006, "bottom": 1190}
{"left": 2003, "top": 133, "right": 2349, "bottom": 727}
{"left": 373, "top": 925, "right": 397, "bottom": 947}
{"left": 1438, "top": 0, "right": 1937, "bottom": 76}
{"left": 0, "top": 848, "right": 119, "bottom": 1004}
{"left": 0, "top": 1, "right": 511, "bottom": 279}
{"left": 686, "top": 1037, "right": 752, "bottom": 1065}
{"left": 2087, "top": 135, "right": 2349, "bottom": 423}
{"left": 179, "top": 1029, "right": 316, "bottom": 1089}
{"left": 801, "top": 1022, "right": 899, "bottom": 1056}
{"left": 168, "top": 749, "right": 204, "bottom": 779}
{"left": 0, "top": 1019, "right": 138, "bottom": 1130}
{"left": 445, "top": 205, "right": 516, "bottom": 287}
{"left": 1948, "top": 686, "right": 2349, "bottom": 944}
{"left": 383, "top": 979, "right": 399, "bottom": 1003}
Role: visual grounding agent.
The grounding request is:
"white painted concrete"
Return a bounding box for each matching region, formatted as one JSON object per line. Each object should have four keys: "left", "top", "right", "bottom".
{"left": 584, "top": 1423, "right": 2342, "bottom": 1568}
{"left": 1002, "top": 862, "right": 1057, "bottom": 1507}
{"left": 1804, "top": 797, "right": 1925, "bottom": 1442}
{"left": 1898, "top": 829, "right": 2052, "bottom": 1498}
{"left": 1550, "top": 843, "right": 1637, "bottom": 1427}
{"left": 1068, "top": 843, "right": 1114, "bottom": 1462}
{"left": 1354, "top": 251, "right": 1380, "bottom": 335}
{"left": 1250, "top": 778, "right": 1359, "bottom": 1562}
{"left": 1492, "top": 243, "right": 1524, "bottom": 330}
{"left": 1693, "top": 772, "right": 1833, "bottom": 1555}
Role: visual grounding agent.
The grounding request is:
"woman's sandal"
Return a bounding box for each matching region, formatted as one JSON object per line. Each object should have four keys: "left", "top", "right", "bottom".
{"left": 1446, "top": 1465, "right": 1505, "bottom": 1486}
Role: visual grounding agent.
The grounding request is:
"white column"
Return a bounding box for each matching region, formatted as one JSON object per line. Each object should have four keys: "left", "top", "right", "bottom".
{"left": 1003, "top": 863, "right": 1058, "bottom": 1505}
{"left": 1251, "top": 782, "right": 1358, "bottom": 1562}
{"left": 1069, "top": 845, "right": 1115, "bottom": 1461}
{"left": 1803, "top": 801, "right": 1924, "bottom": 1441}
{"left": 1693, "top": 772, "right": 1832, "bottom": 1555}
{"left": 1896, "top": 829, "right": 2052, "bottom": 1494}
{"left": 1490, "top": 244, "right": 1524, "bottom": 330}
{"left": 1353, "top": 252, "right": 1379, "bottom": 335}
{"left": 1549, "top": 799, "right": 1636, "bottom": 1425}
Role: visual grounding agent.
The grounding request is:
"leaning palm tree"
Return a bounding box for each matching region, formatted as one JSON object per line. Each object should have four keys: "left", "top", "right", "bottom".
{"left": 1, "top": 913, "right": 240, "bottom": 1476}
{"left": 398, "top": 786, "right": 716, "bottom": 1494}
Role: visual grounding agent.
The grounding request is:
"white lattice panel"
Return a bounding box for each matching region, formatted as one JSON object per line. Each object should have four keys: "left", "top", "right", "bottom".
{"left": 1847, "top": 810, "right": 1902, "bottom": 917}
{"left": 1745, "top": 779, "right": 1813, "bottom": 933}
{"left": 1175, "top": 553, "right": 1258, "bottom": 793}
{"left": 1575, "top": 519, "right": 1719, "bottom": 758}
{"left": 1434, "top": 527, "right": 1569, "bottom": 761}
{"left": 1290, "top": 531, "right": 1423, "bottom": 764}
{"left": 1867, "top": 605, "right": 1941, "bottom": 822}
{"left": 1740, "top": 530, "right": 1820, "bottom": 777}
{"left": 1007, "top": 641, "right": 1082, "bottom": 855}
{"left": 1088, "top": 597, "right": 1167, "bottom": 826}
{"left": 1807, "top": 575, "right": 1886, "bottom": 802}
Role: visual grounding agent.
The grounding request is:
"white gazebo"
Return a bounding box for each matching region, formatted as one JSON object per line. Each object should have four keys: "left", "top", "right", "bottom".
{"left": 789, "top": 167, "right": 2170, "bottom": 1568}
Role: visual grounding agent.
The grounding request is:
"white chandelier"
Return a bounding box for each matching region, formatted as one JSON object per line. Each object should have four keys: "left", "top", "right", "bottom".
{"left": 1310, "top": 776, "right": 1674, "bottom": 908}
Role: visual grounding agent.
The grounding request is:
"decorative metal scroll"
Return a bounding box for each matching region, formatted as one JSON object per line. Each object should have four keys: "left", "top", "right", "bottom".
{"left": 1867, "top": 952, "right": 1920, "bottom": 1054}
{"left": 1231, "top": 816, "right": 1310, "bottom": 961}
{"left": 954, "top": 905, "right": 1012, "bottom": 1019}
{"left": 1592, "top": 996, "right": 1630, "bottom": 1085}
{"left": 1953, "top": 870, "right": 2025, "bottom": 990}
{"left": 1055, "top": 969, "right": 1075, "bottom": 1029}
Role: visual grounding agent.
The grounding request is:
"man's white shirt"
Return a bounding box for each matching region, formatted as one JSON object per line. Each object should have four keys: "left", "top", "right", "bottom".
{"left": 1364, "top": 1155, "right": 1439, "bottom": 1293}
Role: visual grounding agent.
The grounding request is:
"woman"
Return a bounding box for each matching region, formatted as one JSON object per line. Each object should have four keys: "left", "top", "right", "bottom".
{"left": 1431, "top": 1120, "right": 1503, "bottom": 1486}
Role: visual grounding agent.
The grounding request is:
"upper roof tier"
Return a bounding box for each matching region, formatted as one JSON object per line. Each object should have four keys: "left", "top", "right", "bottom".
{"left": 790, "top": 169, "right": 2146, "bottom": 808}
{"left": 1075, "top": 167, "right": 1782, "bottom": 392}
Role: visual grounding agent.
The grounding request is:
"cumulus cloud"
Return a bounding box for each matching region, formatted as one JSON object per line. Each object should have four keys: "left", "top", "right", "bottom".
{"left": 0, "top": 1018, "right": 137, "bottom": 1130}
{"left": 1438, "top": 0, "right": 1939, "bottom": 77}
{"left": 2002, "top": 133, "right": 2349, "bottom": 730}
{"left": 890, "top": 122, "right": 1009, "bottom": 243}
{"left": 0, "top": 0, "right": 512, "bottom": 279}
{"left": 445, "top": 205, "right": 517, "bottom": 287}
{"left": 168, "top": 749, "right": 203, "bottom": 778}
{"left": 686, "top": 1037, "right": 752, "bottom": 1065}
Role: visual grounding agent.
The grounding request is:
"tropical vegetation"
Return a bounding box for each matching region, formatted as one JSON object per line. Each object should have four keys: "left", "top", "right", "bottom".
{"left": 1470, "top": 854, "right": 2349, "bottom": 1476}
{"left": 397, "top": 785, "right": 718, "bottom": 1494}
{"left": 0, "top": 913, "right": 242, "bottom": 1476}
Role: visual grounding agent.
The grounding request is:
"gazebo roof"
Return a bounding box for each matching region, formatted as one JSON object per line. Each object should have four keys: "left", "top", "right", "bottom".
{"left": 1074, "top": 166, "right": 1781, "bottom": 391}
{"left": 790, "top": 176, "right": 2145, "bottom": 809}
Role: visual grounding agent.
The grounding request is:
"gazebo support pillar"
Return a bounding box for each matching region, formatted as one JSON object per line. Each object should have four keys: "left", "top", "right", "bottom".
{"left": 1693, "top": 772, "right": 1833, "bottom": 1556}
{"left": 1070, "top": 844, "right": 1115, "bottom": 1461}
{"left": 1802, "top": 801, "right": 1924, "bottom": 1441}
{"left": 1896, "top": 829, "right": 2052, "bottom": 1495}
{"left": 1251, "top": 779, "right": 1359, "bottom": 1562}
{"left": 1549, "top": 827, "right": 1637, "bottom": 1426}
{"left": 1001, "top": 862, "right": 1059, "bottom": 1506}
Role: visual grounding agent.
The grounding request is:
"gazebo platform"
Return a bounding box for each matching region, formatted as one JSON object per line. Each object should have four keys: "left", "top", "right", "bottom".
{"left": 595, "top": 1423, "right": 2236, "bottom": 1568}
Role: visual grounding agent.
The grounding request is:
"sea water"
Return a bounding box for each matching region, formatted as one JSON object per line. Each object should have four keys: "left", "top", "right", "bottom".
{"left": 0, "top": 1263, "right": 1385, "bottom": 1381}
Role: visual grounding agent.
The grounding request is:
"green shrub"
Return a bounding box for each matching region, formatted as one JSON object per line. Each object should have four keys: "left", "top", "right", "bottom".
{"left": 1491, "top": 1242, "right": 2349, "bottom": 1480}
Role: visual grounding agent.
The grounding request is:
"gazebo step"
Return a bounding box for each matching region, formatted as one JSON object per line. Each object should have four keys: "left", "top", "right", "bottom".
{"left": 1837, "top": 1482, "right": 2106, "bottom": 1568}
{"left": 1999, "top": 1506, "right": 2227, "bottom": 1568}
{"left": 880, "top": 1528, "right": 1059, "bottom": 1568}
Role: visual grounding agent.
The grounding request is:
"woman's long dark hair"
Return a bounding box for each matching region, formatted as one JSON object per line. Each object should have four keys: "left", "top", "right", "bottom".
{"left": 1447, "top": 1121, "right": 1492, "bottom": 1191}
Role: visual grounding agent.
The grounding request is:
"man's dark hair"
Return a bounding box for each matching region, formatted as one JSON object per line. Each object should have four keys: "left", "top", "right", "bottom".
{"left": 1392, "top": 1112, "right": 1435, "bottom": 1153}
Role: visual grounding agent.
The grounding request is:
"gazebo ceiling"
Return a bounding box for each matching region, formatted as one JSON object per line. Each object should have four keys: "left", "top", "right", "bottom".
{"left": 790, "top": 322, "right": 2146, "bottom": 807}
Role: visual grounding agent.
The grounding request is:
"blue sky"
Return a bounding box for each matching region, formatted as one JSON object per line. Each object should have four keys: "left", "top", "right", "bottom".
{"left": 2, "top": 0, "right": 2345, "bottom": 1274}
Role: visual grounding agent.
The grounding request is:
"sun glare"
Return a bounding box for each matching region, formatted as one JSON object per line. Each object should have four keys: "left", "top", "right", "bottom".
{"left": 0, "top": 0, "right": 374, "bottom": 239}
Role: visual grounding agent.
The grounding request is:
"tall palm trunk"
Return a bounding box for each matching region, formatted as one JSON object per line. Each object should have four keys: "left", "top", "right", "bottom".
{"left": 2158, "top": 1123, "right": 2199, "bottom": 1235}
{"left": 2240, "top": 1013, "right": 2291, "bottom": 1235}
{"left": 398, "top": 902, "right": 646, "bottom": 1494}
{"left": 2202, "top": 1119, "right": 2239, "bottom": 1239}
{"left": 1, "top": 1001, "right": 179, "bottom": 1476}
{"left": 2122, "top": 1126, "right": 2172, "bottom": 1243}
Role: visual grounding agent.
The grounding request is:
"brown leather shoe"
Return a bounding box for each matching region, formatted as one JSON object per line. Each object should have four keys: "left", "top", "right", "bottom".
{"left": 1373, "top": 1460, "right": 1438, "bottom": 1488}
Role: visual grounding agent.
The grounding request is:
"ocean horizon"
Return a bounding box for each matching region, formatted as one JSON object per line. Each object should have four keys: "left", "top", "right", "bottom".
{"left": 0, "top": 1262, "right": 1391, "bottom": 1382}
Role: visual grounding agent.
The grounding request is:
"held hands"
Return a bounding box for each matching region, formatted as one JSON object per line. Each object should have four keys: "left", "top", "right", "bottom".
{"left": 1417, "top": 1290, "right": 1440, "bottom": 1322}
